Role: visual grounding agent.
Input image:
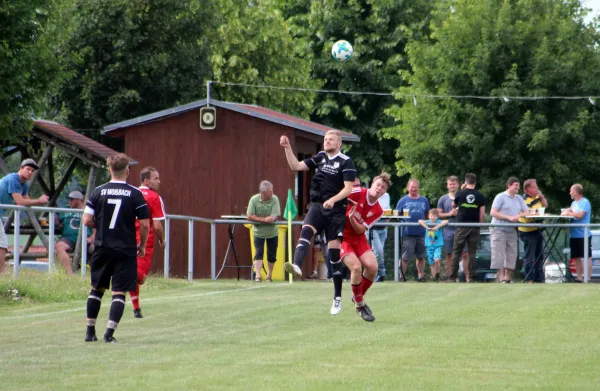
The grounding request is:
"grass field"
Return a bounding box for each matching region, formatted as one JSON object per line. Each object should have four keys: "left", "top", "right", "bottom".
{"left": 1, "top": 274, "right": 600, "bottom": 390}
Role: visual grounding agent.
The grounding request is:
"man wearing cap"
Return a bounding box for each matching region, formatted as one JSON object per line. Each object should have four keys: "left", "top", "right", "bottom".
{"left": 55, "top": 190, "right": 94, "bottom": 275}
{"left": 0, "top": 159, "right": 49, "bottom": 274}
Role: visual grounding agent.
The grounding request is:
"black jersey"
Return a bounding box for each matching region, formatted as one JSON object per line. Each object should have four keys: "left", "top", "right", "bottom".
{"left": 303, "top": 151, "right": 357, "bottom": 208}
{"left": 85, "top": 181, "right": 151, "bottom": 255}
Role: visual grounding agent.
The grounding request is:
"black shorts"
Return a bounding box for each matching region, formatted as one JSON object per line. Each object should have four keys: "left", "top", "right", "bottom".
{"left": 570, "top": 237, "right": 592, "bottom": 259}
{"left": 90, "top": 247, "right": 137, "bottom": 292}
{"left": 304, "top": 203, "right": 346, "bottom": 243}
{"left": 57, "top": 237, "right": 75, "bottom": 249}
{"left": 254, "top": 236, "right": 278, "bottom": 262}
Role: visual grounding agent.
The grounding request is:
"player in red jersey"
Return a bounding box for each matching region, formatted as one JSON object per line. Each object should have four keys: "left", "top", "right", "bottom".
{"left": 339, "top": 172, "right": 391, "bottom": 322}
{"left": 129, "top": 166, "right": 166, "bottom": 318}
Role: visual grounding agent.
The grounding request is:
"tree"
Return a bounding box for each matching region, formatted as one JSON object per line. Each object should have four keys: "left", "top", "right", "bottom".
{"left": 55, "top": 0, "right": 215, "bottom": 131}
{"left": 209, "top": 0, "right": 318, "bottom": 118}
{"left": 0, "top": 0, "right": 61, "bottom": 141}
{"left": 386, "top": 0, "right": 600, "bottom": 207}
{"left": 279, "top": 0, "right": 434, "bottom": 198}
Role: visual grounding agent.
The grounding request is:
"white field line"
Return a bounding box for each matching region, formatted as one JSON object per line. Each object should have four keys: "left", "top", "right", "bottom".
{"left": 0, "top": 285, "right": 273, "bottom": 321}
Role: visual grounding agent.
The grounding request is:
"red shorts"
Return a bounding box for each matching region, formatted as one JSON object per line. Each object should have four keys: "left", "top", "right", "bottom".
{"left": 136, "top": 245, "right": 154, "bottom": 282}
{"left": 340, "top": 236, "right": 372, "bottom": 260}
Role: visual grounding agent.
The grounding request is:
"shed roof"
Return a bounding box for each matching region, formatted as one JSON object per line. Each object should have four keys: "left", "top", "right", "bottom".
{"left": 102, "top": 99, "right": 360, "bottom": 142}
{"left": 32, "top": 120, "right": 128, "bottom": 166}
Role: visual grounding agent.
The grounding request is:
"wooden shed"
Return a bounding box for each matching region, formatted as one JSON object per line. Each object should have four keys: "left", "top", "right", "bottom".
{"left": 103, "top": 99, "right": 359, "bottom": 279}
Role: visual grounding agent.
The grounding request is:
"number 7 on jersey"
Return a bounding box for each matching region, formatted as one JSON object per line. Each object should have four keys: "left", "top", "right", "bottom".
{"left": 107, "top": 198, "right": 122, "bottom": 229}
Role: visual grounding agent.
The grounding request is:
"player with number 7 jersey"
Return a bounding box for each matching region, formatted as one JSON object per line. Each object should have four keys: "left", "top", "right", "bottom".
{"left": 82, "top": 153, "right": 150, "bottom": 344}
{"left": 85, "top": 182, "right": 150, "bottom": 254}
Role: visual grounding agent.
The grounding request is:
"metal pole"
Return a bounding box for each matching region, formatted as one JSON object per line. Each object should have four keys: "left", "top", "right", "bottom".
{"left": 13, "top": 212, "right": 20, "bottom": 278}
{"left": 48, "top": 211, "right": 55, "bottom": 274}
{"left": 74, "top": 166, "right": 97, "bottom": 270}
{"left": 211, "top": 222, "right": 216, "bottom": 280}
{"left": 207, "top": 81, "right": 212, "bottom": 106}
{"left": 584, "top": 226, "right": 589, "bottom": 283}
{"left": 164, "top": 217, "right": 170, "bottom": 279}
{"left": 188, "top": 220, "right": 194, "bottom": 281}
{"left": 394, "top": 226, "right": 399, "bottom": 282}
{"left": 81, "top": 221, "right": 87, "bottom": 279}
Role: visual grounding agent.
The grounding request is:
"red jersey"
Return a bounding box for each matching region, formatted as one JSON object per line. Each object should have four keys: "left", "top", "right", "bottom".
{"left": 343, "top": 187, "right": 384, "bottom": 241}
{"left": 135, "top": 186, "right": 166, "bottom": 245}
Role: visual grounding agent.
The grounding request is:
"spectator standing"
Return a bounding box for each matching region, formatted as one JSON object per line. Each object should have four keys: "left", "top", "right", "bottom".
{"left": 396, "top": 179, "right": 429, "bottom": 281}
{"left": 561, "top": 184, "right": 592, "bottom": 282}
{"left": 448, "top": 173, "right": 486, "bottom": 282}
{"left": 437, "top": 175, "right": 468, "bottom": 279}
{"left": 373, "top": 191, "right": 390, "bottom": 282}
{"left": 518, "top": 179, "right": 548, "bottom": 283}
{"left": 490, "top": 177, "right": 528, "bottom": 283}
{"left": 419, "top": 209, "right": 448, "bottom": 281}
{"left": 0, "top": 159, "right": 49, "bottom": 274}
{"left": 246, "top": 180, "right": 281, "bottom": 282}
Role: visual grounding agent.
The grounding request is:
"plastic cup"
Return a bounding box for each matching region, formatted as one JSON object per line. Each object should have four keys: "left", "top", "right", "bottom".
{"left": 561, "top": 208, "right": 568, "bottom": 215}
{"left": 537, "top": 207, "right": 545, "bottom": 216}
{"left": 393, "top": 210, "right": 398, "bottom": 216}
{"left": 403, "top": 209, "right": 409, "bottom": 217}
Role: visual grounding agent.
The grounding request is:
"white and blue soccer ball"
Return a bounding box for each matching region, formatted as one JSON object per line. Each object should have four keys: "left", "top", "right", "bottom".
{"left": 331, "top": 40, "right": 353, "bottom": 62}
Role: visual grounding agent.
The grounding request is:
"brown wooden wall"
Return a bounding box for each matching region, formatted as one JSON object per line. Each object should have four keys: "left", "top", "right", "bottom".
{"left": 119, "top": 107, "right": 320, "bottom": 279}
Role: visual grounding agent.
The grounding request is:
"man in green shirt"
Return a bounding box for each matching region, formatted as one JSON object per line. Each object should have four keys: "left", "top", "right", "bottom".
{"left": 247, "top": 181, "right": 280, "bottom": 282}
{"left": 55, "top": 191, "right": 94, "bottom": 275}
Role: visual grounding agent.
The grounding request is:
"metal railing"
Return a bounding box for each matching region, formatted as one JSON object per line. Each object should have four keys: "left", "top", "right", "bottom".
{"left": 2, "top": 203, "right": 599, "bottom": 283}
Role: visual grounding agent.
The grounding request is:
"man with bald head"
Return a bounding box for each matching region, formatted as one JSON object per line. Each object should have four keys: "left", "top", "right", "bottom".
{"left": 562, "top": 184, "right": 592, "bottom": 282}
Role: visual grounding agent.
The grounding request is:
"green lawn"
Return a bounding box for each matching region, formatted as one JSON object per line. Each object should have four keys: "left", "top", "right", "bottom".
{"left": 1, "top": 275, "right": 599, "bottom": 390}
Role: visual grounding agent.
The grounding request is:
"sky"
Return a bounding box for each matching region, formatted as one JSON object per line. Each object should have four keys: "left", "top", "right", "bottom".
{"left": 582, "top": 0, "right": 600, "bottom": 22}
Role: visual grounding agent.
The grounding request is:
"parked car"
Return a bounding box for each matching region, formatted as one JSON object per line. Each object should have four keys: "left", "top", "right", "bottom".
{"left": 458, "top": 230, "right": 525, "bottom": 282}
{"left": 566, "top": 229, "right": 600, "bottom": 282}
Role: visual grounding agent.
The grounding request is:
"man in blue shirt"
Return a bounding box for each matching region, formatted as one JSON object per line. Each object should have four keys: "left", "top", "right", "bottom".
{"left": 396, "top": 179, "right": 430, "bottom": 281}
{"left": 562, "top": 184, "right": 592, "bottom": 282}
{"left": 0, "top": 159, "right": 49, "bottom": 274}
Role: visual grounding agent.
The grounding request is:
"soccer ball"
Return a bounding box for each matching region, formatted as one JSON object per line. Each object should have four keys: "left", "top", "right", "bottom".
{"left": 331, "top": 40, "right": 353, "bottom": 62}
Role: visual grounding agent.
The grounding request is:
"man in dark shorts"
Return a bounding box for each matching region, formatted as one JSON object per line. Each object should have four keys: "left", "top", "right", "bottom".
{"left": 449, "top": 173, "right": 486, "bottom": 282}
{"left": 280, "top": 130, "right": 356, "bottom": 313}
{"left": 82, "top": 153, "right": 150, "bottom": 343}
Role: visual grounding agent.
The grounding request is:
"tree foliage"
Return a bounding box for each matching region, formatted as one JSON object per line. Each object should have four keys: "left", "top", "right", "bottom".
{"left": 54, "top": 0, "right": 317, "bottom": 130}
{"left": 0, "top": 0, "right": 60, "bottom": 141}
{"left": 386, "top": 0, "right": 600, "bottom": 206}
{"left": 55, "top": 0, "right": 215, "bottom": 130}
{"left": 280, "top": 0, "right": 434, "bottom": 197}
{"left": 210, "top": 0, "right": 318, "bottom": 118}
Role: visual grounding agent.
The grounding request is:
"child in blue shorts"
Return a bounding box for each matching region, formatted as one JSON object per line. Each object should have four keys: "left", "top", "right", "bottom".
{"left": 418, "top": 209, "right": 448, "bottom": 281}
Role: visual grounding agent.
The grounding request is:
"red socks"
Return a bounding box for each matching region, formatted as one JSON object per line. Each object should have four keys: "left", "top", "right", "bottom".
{"left": 351, "top": 283, "right": 363, "bottom": 304}
{"left": 352, "top": 276, "right": 375, "bottom": 306}
{"left": 130, "top": 285, "right": 140, "bottom": 310}
{"left": 361, "top": 275, "right": 374, "bottom": 296}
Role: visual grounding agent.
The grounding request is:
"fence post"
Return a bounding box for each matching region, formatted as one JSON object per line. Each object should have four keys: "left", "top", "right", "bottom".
{"left": 164, "top": 217, "right": 170, "bottom": 279}
{"left": 13, "top": 211, "right": 20, "bottom": 278}
{"left": 211, "top": 222, "right": 216, "bottom": 280}
{"left": 48, "top": 211, "right": 55, "bottom": 274}
{"left": 584, "top": 226, "right": 589, "bottom": 283}
{"left": 188, "top": 220, "right": 194, "bottom": 281}
{"left": 81, "top": 221, "right": 87, "bottom": 279}
{"left": 394, "top": 225, "right": 399, "bottom": 282}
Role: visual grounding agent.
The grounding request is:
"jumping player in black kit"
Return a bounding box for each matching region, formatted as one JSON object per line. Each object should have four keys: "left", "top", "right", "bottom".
{"left": 280, "top": 130, "right": 356, "bottom": 315}
{"left": 82, "top": 154, "right": 151, "bottom": 343}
